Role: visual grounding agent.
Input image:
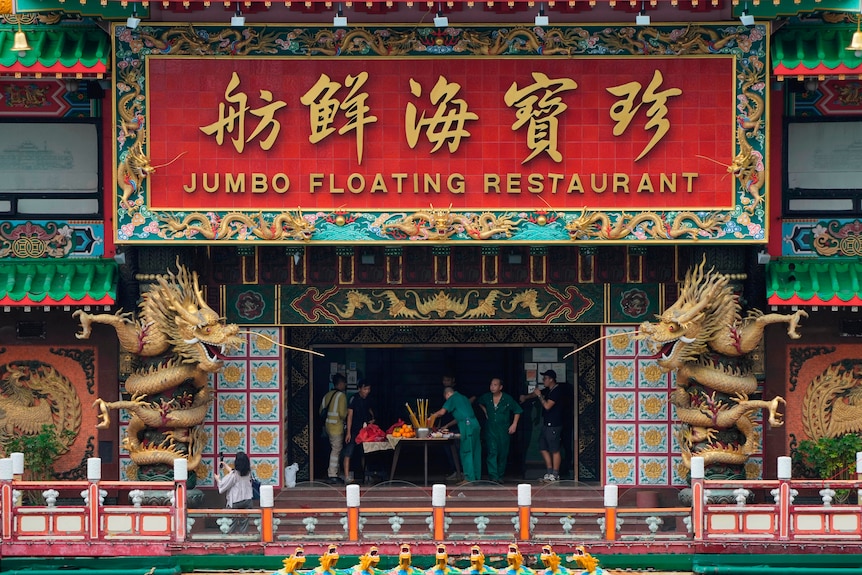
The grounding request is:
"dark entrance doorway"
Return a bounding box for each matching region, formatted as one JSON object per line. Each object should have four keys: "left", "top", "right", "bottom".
{"left": 286, "top": 325, "right": 601, "bottom": 483}
{"left": 313, "top": 346, "right": 565, "bottom": 483}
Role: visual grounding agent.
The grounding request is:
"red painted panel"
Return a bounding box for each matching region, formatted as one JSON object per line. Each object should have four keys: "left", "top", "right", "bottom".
{"left": 147, "top": 57, "right": 734, "bottom": 212}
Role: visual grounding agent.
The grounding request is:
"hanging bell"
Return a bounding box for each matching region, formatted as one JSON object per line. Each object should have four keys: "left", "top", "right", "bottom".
{"left": 848, "top": 17, "right": 862, "bottom": 52}
{"left": 12, "top": 26, "right": 31, "bottom": 52}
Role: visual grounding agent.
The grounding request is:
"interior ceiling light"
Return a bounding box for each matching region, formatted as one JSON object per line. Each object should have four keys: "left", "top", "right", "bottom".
{"left": 635, "top": 1, "right": 650, "bottom": 26}
{"left": 126, "top": 6, "right": 141, "bottom": 29}
{"left": 333, "top": 3, "right": 347, "bottom": 27}
{"left": 535, "top": 3, "right": 549, "bottom": 27}
{"left": 433, "top": 3, "right": 449, "bottom": 27}
{"left": 231, "top": 3, "right": 245, "bottom": 27}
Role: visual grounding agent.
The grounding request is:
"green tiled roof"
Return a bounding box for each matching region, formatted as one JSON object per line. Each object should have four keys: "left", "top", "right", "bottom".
{"left": 773, "top": 25, "right": 862, "bottom": 77}
{"left": 767, "top": 260, "right": 862, "bottom": 306}
{"left": 0, "top": 26, "right": 109, "bottom": 76}
{"left": 0, "top": 260, "right": 117, "bottom": 306}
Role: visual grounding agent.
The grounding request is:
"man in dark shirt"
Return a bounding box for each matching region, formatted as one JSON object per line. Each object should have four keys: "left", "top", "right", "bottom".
{"left": 525, "top": 370, "right": 564, "bottom": 482}
{"left": 343, "top": 381, "right": 375, "bottom": 484}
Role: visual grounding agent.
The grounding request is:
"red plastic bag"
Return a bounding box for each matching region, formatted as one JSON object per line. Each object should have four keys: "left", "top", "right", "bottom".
{"left": 355, "top": 423, "right": 386, "bottom": 444}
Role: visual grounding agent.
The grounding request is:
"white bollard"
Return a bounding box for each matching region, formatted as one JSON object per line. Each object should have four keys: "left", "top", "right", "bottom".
{"left": 87, "top": 457, "right": 102, "bottom": 481}
{"left": 173, "top": 458, "right": 188, "bottom": 481}
{"left": 517, "top": 483, "right": 532, "bottom": 507}
{"left": 346, "top": 483, "right": 361, "bottom": 507}
{"left": 10, "top": 453, "right": 24, "bottom": 476}
{"left": 777, "top": 456, "right": 792, "bottom": 480}
{"left": 604, "top": 484, "right": 619, "bottom": 508}
{"left": 432, "top": 484, "right": 447, "bottom": 507}
{"left": 259, "top": 484, "right": 274, "bottom": 508}
{"left": 690, "top": 456, "right": 705, "bottom": 480}
{"left": 0, "top": 458, "right": 12, "bottom": 481}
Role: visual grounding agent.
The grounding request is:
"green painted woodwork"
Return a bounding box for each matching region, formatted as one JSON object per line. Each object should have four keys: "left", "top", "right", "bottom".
{"left": 767, "top": 260, "right": 862, "bottom": 304}
{"left": 0, "top": 25, "right": 110, "bottom": 70}
{"left": 16, "top": 0, "right": 150, "bottom": 19}
{"left": 737, "top": 0, "right": 861, "bottom": 18}
{"left": 772, "top": 24, "right": 862, "bottom": 74}
{"left": 0, "top": 259, "right": 117, "bottom": 304}
{"left": 277, "top": 283, "right": 605, "bottom": 325}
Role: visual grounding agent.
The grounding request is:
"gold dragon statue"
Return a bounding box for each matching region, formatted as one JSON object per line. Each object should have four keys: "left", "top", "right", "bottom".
{"left": 72, "top": 261, "right": 241, "bottom": 480}
{"left": 637, "top": 258, "right": 807, "bottom": 478}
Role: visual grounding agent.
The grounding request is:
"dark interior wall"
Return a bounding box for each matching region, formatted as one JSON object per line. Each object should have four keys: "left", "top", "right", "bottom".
{"left": 314, "top": 346, "right": 547, "bottom": 430}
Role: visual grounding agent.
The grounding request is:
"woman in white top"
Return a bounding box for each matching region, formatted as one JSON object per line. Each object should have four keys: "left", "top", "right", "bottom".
{"left": 217, "top": 451, "right": 253, "bottom": 532}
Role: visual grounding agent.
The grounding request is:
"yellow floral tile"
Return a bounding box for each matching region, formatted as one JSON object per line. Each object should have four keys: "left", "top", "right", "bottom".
{"left": 638, "top": 456, "right": 668, "bottom": 485}
{"left": 606, "top": 392, "right": 635, "bottom": 421}
{"left": 604, "top": 326, "right": 636, "bottom": 357}
{"left": 606, "top": 360, "right": 635, "bottom": 389}
{"left": 605, "top": 424, "right": 635, "bottom": 453}
{"left": 605, "top": 456, "right": 635, "bottom": 485}
{"left": 638, "top": 424, "right": 669, "bottom": 452}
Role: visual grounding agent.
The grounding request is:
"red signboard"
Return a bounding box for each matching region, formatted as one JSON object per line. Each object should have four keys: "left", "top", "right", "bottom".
{"left": 146, "top": 57, "right": 734, "bottom": 212}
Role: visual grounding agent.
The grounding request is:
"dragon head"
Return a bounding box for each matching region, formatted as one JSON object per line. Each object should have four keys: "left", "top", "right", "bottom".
{"left": 434, "top": 544, "right": 449, "bottom": 569}
{"left": 539, "top": 545, "right": 560, "bottom": 572}
{"left": 564, "top": 207, "right": 594, "bottom": 240}
{"left": 567, "top": 546, "right": 599, "bottom": 575}
{"left": 149, "top": 262, "right": 242, "bottom": 372}
{"left": 281, "top": 547, "right": 306, "bottom": 574}
{"left": 636, "top": 258, "right": 729, "bottom": 370}
{"left": 398, "top": 544, "right": 412, "bottom": 569}
{"left": 319, "top": 544, "right": 339, "bottom": 572}
{"left": 358, "top": 546, "right": 380, "bottom": 572}
{"left": 469, "top": 546, "right": 485, "bottom": 571}
{"left": 506, "top": 544, "right": 523, "bottom": 570}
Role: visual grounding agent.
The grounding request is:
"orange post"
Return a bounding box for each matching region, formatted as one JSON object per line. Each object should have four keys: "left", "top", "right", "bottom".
{"left": 603, "top": 484, "right": 618, "bottom": 541}
{"left": 346, "top": 484, "right": 361, "bottom": 542}
{"left": 432, "top": 484, "right": 446, "bottom": 541}
{"left": 517, "top": 484, "right": 532, "bottom": 541}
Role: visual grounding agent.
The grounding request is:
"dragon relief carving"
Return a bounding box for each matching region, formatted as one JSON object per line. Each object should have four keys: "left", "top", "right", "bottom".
{"left": 160, "top": 210, "right": 315, "bottom": 241}
{"left": 73, "top": 262, "right": 241, "bottom": 479}
{"left": 637, "top": 258, "right": 807, "bottom": 475}
{"left": 328, "top": 288, "right": 554, "bottom": 320}
{"left": 565, "top": 209, "right": 729, "bottom": 241}
{"left": 0, "top": 361, "right": 81, "bottom": 455}
{"left": 802, "top": 363, "right": 862, "bottom": 440}
{"left": 381, "top": 206, "right": 523, "bottom": 240}
{"left": 117, "top": 130, "right": 155, "bottom": 213}
{"left": 731, "top": 61, "right": 765, "bottom": 214}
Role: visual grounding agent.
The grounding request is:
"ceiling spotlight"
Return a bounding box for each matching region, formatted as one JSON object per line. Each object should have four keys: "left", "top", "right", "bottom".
{"left": 804, "top": 78, "right": 819, "bottom": 92}
{"left": 433, "top": 3, "right": 449, "bottom": 28}
{"left": 231, "top": 3, "right": 245, "bottom": 26}
{"left": 333, "top": 3, "right": 347, "bottom": 27}
{"left": 635, "top": 1, "right": 650, "bottom": 26}
{"left": 126, "top": 6, "right": 141, "bottom": 29}
{"left": 534, "top": 3, "right": 549, "bottom": 26}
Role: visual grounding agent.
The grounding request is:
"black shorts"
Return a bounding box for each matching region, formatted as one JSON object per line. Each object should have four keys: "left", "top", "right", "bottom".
{"left": 539, "top": 426, "right": 562, "bottom": 453}
{"left": 342, "top": 440, "right": 358, "bottom": 459}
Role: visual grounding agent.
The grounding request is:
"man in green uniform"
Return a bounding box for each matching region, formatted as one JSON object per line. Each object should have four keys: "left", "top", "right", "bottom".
{"left": 477, "top": 377, "right": 522, "bottom": 483}
{"left": 432, "top": 386, "right": 482, "bottom": 484}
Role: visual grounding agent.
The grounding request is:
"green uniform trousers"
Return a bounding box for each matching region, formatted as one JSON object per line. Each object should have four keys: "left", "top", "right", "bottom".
{"left": 485, "top": 421, "right": 511, "bottom": 482}
{"left": 459, "top": 419, "right": 482, "bottom": 482}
